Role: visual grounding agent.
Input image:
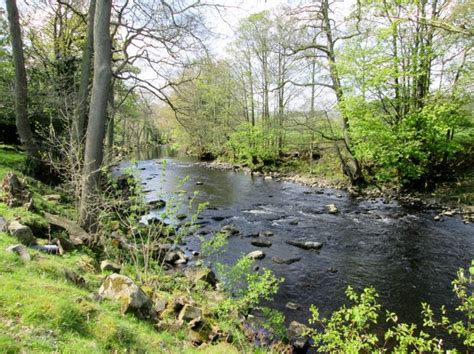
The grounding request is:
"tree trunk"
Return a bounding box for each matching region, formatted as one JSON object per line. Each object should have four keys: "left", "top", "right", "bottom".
{"left": 73, "top": 0, "right": 96, "bottom": 145}
{"left": 5, "top": 0, "right": 39, "bottom": 160}
{"left": 321, "top": 0, "right": 363, "bottom": 185}
{"left": 79, "top": 0, "right": 112, "bottom": 230}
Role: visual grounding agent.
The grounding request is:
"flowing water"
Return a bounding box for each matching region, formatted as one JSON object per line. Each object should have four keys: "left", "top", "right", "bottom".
{"left": 128, "top": 149, "right": 473, "bottom": 343}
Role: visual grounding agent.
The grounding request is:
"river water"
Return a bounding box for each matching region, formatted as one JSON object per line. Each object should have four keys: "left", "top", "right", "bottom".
{"left": 131, "top": 149, "right": 473, "bottom": 343}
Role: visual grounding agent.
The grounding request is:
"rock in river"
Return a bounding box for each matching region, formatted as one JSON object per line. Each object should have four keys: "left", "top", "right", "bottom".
{"left": 272, "top": 256, "right": 301, "bottom": 265}
{"left": 325, "top": 203, "right": 339, "bottom": 214}
{"left": 285, "top": 302, "right": 301, "bottom": 310}
{"left": 247, "top": 250, "right": 265, "bottom": 260}
{"left": 286, "top": 239, "right": 323, "bottom": 250}
{"left": 221, "top": 224, "right": 239, "bottom": 235}
{"left": 251, "top": 240, "right": 272, "bottom": 247}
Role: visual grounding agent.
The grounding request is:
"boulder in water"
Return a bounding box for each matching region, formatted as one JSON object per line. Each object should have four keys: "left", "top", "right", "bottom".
{"left": 247, "top": 250, "right": 265, "bottom": 260}
{"left": 286, "top": 239, "right": 322, "bottom": 250}
{"left": 251, "top": 240, "right": 272, "bottom": 247}
{"left": 272, "top": 256, "right": 301, "bottom": 265}
{"left": 325, "top": 203, "right": 339, "bottom": 214}
{"left": 220, "top": 224, "right": 239, "bottom": 235}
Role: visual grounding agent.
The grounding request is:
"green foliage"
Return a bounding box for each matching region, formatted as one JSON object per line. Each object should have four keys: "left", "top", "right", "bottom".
{"left": 308, "top": 262, "right": 474, "bottom": 352}
{"left": 216, "top": 255, "right": 282, "bottom": 314}
{"left": 226, "top": 123, "right": 279, "bottom": 169}
{"left": 309, "top": 286, "right": 380, "bottom": 352}
{"left": 173, "top": 60, "right": 243, "bottom": 157}
{"left": 200, "top": 231, "right": 228, "bottom": 258}
{"left": 346, "top": 95, "right": 468, "bottom": 184}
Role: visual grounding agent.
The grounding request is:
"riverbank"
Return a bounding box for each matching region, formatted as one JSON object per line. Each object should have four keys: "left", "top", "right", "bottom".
{"left": 198, "top": 159, "right": 473, "bottom": 223}
{"left": 0, "top": 146, "right": 293, "bottom": 352}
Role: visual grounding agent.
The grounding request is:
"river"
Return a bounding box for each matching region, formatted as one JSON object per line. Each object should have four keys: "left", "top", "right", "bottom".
{"left": 129, "top": 148, "right": 473, "bottom": 345}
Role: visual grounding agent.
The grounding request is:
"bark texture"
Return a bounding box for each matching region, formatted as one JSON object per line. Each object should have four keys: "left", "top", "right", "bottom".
{"left": 79, "top": 0, "right": 112, "bottom": 230}
{"left": 73, "top": 0, "right": 96, "bottom": 145}
{"left": 5, "top": 0, "right": 39, "bottom": 158}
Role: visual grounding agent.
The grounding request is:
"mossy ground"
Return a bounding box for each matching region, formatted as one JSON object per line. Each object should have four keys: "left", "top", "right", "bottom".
{"left": 0, "top": 146, "right": 264, "bottom": 353}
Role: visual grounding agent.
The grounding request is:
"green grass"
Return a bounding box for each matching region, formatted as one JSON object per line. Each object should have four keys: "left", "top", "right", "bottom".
{"left": 0, "top": 145, "right": 260, "bottom": 353}
{"left": 0, "top": 232, "right": 180, "bottom": 352}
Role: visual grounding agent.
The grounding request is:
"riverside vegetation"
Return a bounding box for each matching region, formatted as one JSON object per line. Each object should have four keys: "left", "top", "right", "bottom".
{"left": 1, "top": 146, "right": 473, "bottom": 353}
{"left": 0, "top": 0, "right": 473, "bottom": 352}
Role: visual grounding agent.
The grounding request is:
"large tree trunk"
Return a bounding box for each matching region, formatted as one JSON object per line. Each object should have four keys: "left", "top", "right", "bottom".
{"left": 79, "top": 0, "right": 112, "bottom": 230}
{"left": 6, "top": 0, "right": 39, "bottom": 160}
{"left": 73, "top": 0, "right": 96, "bottom": 145}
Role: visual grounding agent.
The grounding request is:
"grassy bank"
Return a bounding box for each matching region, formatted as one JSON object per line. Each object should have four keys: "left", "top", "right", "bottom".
{"left": 0, "top": 146, "right": 269, "bottom": 353}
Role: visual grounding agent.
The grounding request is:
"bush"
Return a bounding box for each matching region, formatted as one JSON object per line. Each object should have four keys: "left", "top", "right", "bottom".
{"left": 226, "top": 123, "right": 279, "bottom": 169}
{"left": 308, "top": 261, "right": 474, "bottom": 352}
{"left": 346, "top": 95, "right": 469, "bottom": 186}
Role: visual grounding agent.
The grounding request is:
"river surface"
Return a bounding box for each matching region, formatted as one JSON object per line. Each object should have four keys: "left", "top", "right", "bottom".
{"left": 129, "top": 149, "right": 473, "bottom": 342}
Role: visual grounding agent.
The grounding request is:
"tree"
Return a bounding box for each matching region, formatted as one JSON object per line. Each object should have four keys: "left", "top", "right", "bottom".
{"left": 73, "top": 0, "right": 96, "bottom": 145}
{"left": 79, "top": 0, "right": 112, "bottom": 230}
{"left": 5, "top": 0, "right": 39, "bottom": 163}
{"left": 288, "top": 0, "right": 364, "bottom": 184}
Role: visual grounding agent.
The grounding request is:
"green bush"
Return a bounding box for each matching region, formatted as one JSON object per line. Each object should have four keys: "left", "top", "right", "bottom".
{"left": 308, "top": 261, "right": 474, "bottom": 352}
{"left": 346, "top": 95, "right": 469, "bottom": 185}
{"left": 226, "top": 123, "right": 279, "bottom": 169}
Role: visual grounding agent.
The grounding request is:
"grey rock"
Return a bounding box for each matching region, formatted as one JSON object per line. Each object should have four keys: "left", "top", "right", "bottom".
{"left": 247, "top": 250, "right": 265, "bottom": 260}
{"left": 272, "top": 256, "right": 301, "bottom": 265}
{"left": 6, "top": 244, "right": 30, "bottom": 261}
{"left": 154, "top": 299, "right": 167, "bottom": 314}
{"left": 178, "top": 304, "right": 202, "bottom": 322}
{"left": 7, "top": 221, "right": 36, "bottom": 246}
{"left": 44, "top": 212, "right": 91, "bottom": 246}
{"left": 285, "top": 302, "right": 300, "bottom": 310}
{"left": 98, "top": 274, "right": 155, "bottom": 320}
{"left": 100, "top": 260, "right": 122, "bottom": 273}
{"left": 288, "top": 320, "right": 310, "bottom": 351}
{"left": 251, "top": 240, "right": 272, "bottom": 247}
{"left": 220, "top": 224, "right": 239, "bottom": 235}
{"left": 325, "top": 203, "right": 339, "bottom": 214}
{"left": 260, "top": 230, "right": 274, "bottom": 237}
{"left": 286, "top": 239, "right": 323, "bottom": 250}
{"left": 184, "top": 267, "right": 217, "bottom": 287}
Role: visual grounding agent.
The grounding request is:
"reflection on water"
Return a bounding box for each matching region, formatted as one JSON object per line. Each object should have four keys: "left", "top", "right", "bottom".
{"left": 131, "top": 145, "right": 195, "bottom": 162}
{"left": 126, "top": 148, "right": 473, "bottom": 348}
